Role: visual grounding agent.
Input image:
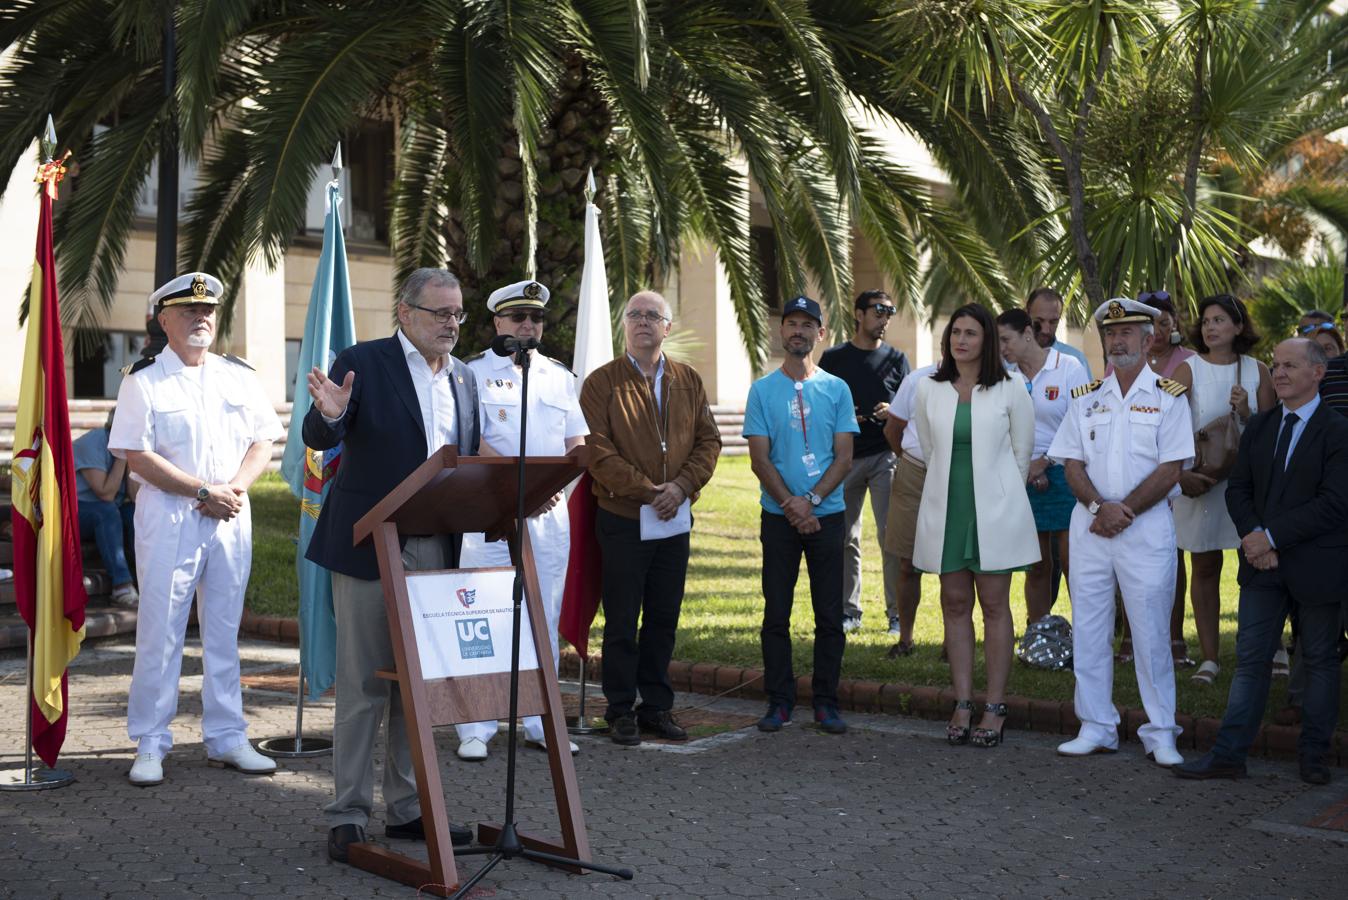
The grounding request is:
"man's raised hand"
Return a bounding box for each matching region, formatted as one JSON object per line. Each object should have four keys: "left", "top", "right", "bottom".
{"left": 307, "top": 367, "right": 354, "bottom": 420}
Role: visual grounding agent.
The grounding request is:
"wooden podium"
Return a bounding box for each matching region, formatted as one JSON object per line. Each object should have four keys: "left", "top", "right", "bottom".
{"left": 347, "top": 444, "right": 592, "bottom": 895}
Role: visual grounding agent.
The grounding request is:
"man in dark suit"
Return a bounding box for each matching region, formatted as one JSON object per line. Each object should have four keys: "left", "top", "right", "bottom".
{"left": 1176, "top": 338, "right": 1348, "bottom": 785}
{"left": 303, "top": 268, "right": 481, "bottom": 861}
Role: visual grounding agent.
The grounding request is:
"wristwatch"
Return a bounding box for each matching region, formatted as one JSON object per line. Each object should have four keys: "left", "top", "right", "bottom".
{"left": 803, "top": 490, "right": 822, "bottom": 507}
{"left": 197, "top": 483, "right": 211, "bottom": 502}
{"left": 1087, "top": 499, "right": 1102, "bottom": 516}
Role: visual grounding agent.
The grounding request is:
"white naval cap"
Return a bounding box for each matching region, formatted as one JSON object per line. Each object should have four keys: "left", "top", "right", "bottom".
{"left": 149, "top": 272, "right": 224, "bottom": 310}
{"left": 486, "top": 279, "right": 550, "bottom": 314}
{"left": 1092, "top": 297, "right": 1160, "bottom": 328}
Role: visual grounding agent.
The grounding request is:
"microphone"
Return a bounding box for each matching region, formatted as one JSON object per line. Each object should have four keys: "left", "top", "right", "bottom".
{"left": 490, "top": 334, "right": 539, "bottom": 356}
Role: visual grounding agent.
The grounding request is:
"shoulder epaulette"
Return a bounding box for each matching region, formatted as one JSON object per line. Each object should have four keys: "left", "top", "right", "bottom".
{"left": 543, "top": 354, "right": 576, "bottom": 377}
{"left": 464, "top": 351, "right": 486, "bottom": 363}
{"left": 1157, "top": 377, "right": 1187, "bottom": 397}
{"left": 1071, "top": 379, "right": 1103, "bottom": 399}
{"left": 223, "top": 353, "right": 255, "bottom": 370}
{"left": 120, "top": 356, "right": 156, "bottom": 376}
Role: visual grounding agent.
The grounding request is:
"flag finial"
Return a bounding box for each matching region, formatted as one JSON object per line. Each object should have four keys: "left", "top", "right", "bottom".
{"left": 40, "top": 115, "right": 57, "bottom": 164}
{"left": 331, "top": 143, "right": 343, "bottom": 179}
{"left": 585, "top": 167, "right": 596, "bottom": 202}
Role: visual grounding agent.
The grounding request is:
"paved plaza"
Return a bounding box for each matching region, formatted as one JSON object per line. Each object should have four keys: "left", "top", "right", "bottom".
{"left": 2, "top": 634, "right": 1345, "bottom": 899}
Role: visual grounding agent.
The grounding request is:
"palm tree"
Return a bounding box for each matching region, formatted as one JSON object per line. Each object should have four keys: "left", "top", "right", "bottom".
{"left": 893, "top": 0, "right": 1348, "bottom": 314}
{"left": 0, "top": 0, "right": 1015, "bottom": 367}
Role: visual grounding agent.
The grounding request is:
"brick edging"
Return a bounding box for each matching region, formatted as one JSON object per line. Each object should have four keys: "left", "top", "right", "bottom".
{"left": 238, "top": 613, "right": 1340, "bottom": 767}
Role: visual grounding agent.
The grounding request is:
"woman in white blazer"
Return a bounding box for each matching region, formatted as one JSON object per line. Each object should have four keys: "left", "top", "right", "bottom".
{"left": 913, "top": 303, "right": 1039, "bottom": 748}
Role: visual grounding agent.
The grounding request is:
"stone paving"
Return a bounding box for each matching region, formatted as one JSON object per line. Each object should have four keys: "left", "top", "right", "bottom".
{"left": 1, "top": 634, "right": 1345, "bottom": 899}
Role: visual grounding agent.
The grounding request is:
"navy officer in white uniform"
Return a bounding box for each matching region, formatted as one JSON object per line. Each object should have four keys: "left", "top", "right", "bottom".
{"left": 454, "top": 280, "right": 588, "bottom": 761}
{"left": 109, "top": 273, "right": 284, "bottom": 786}
{"left": 1048, "top": 298, "right": 1194, "bottom": 767}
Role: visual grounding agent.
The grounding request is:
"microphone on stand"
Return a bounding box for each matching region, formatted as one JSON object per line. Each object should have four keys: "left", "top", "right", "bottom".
{"left": 491, "top": 334, "right": 539, "bottom": 365}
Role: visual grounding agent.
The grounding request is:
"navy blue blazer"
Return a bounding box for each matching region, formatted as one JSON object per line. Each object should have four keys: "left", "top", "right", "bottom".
{"left": 1225, "top": 401, "right": 1348, "bottom": 605}
{"left": 303, "top": 336, "right": 481, "bottom": 580}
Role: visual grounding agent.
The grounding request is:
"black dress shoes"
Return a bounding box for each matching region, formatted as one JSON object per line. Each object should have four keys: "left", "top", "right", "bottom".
{"left": 386, "top": 816, "right": 473, "bottom": 846}
{"left": 1300, "top": 760, "right": 1332, "bottom": 786}
{"left": 328, "top": 824, "right": 366, "bottom": 863}
{"left": 1174, "top": 752, "right": 1247, "bottom": 780}
{"left": 637, "top": 710, "right": 688, "bottom": 741}
{"left": 608, "top": 713, "right": 642, "bottom": 746}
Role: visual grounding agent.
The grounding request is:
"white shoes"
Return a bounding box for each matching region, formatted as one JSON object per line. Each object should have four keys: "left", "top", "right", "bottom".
{"left": 457, "top": 738, "right": 489, "bottom": 761}
{"left": 1057, "top": 735, "right": 1119, "bottom": 757}
{"left": 842, "top": 617, "right": 862, "bottom": 633}
{"left": 128, "top": 752, "right": 163, "bottom": 786}
{"left": 207, "top": 742, "right": 277, "bottom": 775}
{"left": 1148, "top": 745, "right": 1184, "bottom": 767}
{"left": 110, "top": 584, "right": 139, "bottom": 607}
{"left": 523, "top": 736, "right": 580, "bottom": 756}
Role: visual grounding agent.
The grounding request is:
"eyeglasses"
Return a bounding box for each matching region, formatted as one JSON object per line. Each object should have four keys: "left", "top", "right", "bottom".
{"left": 868, "top": 305, "right": 897, "bottom": 317}
{"left": 1299, "top": 322, "right": 1338, "bottom": 335}
{"left": 500, "top": 311, "right": 546, "bottom": 324}
{"left": 625, "top": 310, "right": 669, "bottom": 324}
{"left": 406, "top": 302, "right": 466, "bottom": 324}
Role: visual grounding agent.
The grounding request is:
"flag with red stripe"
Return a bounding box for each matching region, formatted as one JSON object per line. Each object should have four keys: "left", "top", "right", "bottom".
{"left": 11, "top": 153, "right": 87, "bottom": 768}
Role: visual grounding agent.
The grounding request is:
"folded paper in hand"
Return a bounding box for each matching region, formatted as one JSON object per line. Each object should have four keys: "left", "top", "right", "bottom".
{"left": 639, "top": 498, "right": 691, "bottom": 541}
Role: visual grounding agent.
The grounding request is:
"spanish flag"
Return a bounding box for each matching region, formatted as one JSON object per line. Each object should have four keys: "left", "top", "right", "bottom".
{"left": 11, "top": 152, "right": 86, "bottom": 768}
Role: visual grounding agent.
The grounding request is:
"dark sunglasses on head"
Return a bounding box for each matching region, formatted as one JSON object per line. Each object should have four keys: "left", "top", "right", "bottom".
{"left": 1299, "top": 322, "right": 1338, "bottom": 335}
{"left": 868, "top": 304, "right": 898, "bottom": 317}
{"left": 500, "top": 310, "right": 546, "bottom": 324}
{"left": 1137, "top": 290, "right": 1171, "bottom": 303}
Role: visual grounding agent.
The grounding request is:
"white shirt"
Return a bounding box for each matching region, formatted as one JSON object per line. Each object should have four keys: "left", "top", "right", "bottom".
{"left": 396, "top": 329, "right": 458, "bottom": 457}
{"left": 1049, "top": 366, "right": 1194, "bottom": 506}
{"left": 108, "top": 346, "right": 284, "bottom": 489}
{"left": 1016, "top": 348, "right": 1089, "bottom": 457}
{"left": 1275, "top": 394, "right": 1319, "bottom": 470}
{"left": 886, "top": 364, "right": 937, "bottom": 461}
{"left": 470, "top": 349, "right": 588, "bottom": 456}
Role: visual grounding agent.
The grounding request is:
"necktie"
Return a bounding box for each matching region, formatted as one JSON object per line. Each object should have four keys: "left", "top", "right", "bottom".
{"left": 1267, "top": 412, "right": 1299, "bottom": 501}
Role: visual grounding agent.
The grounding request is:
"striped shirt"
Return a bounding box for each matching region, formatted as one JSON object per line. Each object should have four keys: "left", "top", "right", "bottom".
{"left": 1321, "top": 352, "right": 1348, "bottom": 417}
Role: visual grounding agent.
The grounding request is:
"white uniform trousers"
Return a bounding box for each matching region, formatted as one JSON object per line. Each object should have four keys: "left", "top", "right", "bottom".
{"left": 1067, "top": 503, "right": 1181, "bottom": 752}
{"left": 455, "top": 502, "right": 569, "bottom": 744}
{"left": 127, "top": 490, "right": 251, "bottom": 757}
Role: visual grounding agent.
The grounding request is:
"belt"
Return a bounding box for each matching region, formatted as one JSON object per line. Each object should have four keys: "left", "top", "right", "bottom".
{"left": 899, "top": 450, "right": 926, "bottom": 471}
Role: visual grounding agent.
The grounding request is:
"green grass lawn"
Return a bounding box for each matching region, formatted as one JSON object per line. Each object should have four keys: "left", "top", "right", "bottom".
{"left": 245, "top": 460, "right": 1342, "bottom": 727}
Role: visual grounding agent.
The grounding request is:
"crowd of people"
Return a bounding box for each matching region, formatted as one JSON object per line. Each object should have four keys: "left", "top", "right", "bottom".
{"left": 92, "top": 267, "right": 1348, "bottom": 865}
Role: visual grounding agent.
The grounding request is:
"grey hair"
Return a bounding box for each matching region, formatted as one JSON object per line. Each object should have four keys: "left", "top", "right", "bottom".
{"left": 397, "top": 268, "right": 461, "bottom": 308}
{"left": 1140, "top": 322, "right": 1154, "bottom": 337}
{"left": 626, "top": 290, "right": 673, "bottom": 322}
{"left": 1302, "top": 337, "right": 1330, "bottom": 368}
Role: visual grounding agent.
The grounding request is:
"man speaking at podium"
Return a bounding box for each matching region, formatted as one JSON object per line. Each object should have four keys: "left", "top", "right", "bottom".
{"left": 303, "top": 268, "right": 481, "bottom": 863}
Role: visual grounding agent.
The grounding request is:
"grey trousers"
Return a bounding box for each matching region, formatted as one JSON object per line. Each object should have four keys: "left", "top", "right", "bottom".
{"left": 841, "top": 451, "right": 901, "bottom": 621}
{"left": 323, "top": 536, "right": 447, "bottom": 830}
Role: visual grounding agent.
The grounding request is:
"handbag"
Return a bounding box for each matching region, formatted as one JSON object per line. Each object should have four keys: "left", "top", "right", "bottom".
{"left": 1191, "top": 356, "right": 1242, "bottom": 481}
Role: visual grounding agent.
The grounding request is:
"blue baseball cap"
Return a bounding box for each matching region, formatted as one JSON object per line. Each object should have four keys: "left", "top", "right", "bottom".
{"left": 782, "top": 295, "right": 823, "bottom": 324}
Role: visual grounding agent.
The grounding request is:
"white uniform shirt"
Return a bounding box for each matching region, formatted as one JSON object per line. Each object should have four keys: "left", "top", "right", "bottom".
{"left": 1018, "top": 348, "right": 1090, "bottom": 458}
{"left": 1048, "top": 366, "right": 1194, "bottom": 505}
{"left": 886, "top": 364, "right": 937, "bottom": 462}
{"left": 396, "top": 329, "right": 458, "bottom": 457}
{"left": 108, "top": 346, "right": 284, "bottom": 488}
{"left": 471, "top": 349, "right": 588, "bottom": 455}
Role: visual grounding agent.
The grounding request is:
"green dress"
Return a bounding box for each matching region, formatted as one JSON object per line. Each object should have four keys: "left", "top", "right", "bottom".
{"left": 939, "top": 401, "right": 1019, "bottom": 575}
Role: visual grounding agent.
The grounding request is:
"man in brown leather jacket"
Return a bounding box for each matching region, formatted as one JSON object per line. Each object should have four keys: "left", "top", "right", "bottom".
{"left": 579, "top": 290, "right": 722, "bottom": 746}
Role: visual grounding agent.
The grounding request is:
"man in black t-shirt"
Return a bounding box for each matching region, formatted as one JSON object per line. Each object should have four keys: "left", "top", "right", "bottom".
{"left": 819, "top": 290, "right": 911, "bottom": 634}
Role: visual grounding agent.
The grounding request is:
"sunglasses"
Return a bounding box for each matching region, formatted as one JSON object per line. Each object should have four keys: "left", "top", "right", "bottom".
{"left": 1137, "top": 290, "right": 1171, "bottom": 303}
{"left": 500, "top": 311, "right": 546, "bottom": 324}
{"left": 1299, "top": 322, "right": 1338, "bottom": 335}
{"left": 867, "top": 304, "right": 898, "bottom": 317}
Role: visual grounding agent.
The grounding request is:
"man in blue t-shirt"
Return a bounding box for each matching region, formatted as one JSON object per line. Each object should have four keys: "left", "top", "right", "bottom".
{"left": 73, "top": 410, "right": 138, "bottom": 606}
{"left": 744, "top": 295, "right": 860, "bottom": 736}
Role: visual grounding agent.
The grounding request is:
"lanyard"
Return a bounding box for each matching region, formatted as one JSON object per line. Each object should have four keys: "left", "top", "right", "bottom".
{"left": 793, "top": 381, "right": 810, "bottom": 453}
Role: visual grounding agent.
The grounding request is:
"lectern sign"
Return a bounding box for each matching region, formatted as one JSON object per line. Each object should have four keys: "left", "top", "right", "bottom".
{"left": 406, "top": 568, "right": 539, "bottom": 679}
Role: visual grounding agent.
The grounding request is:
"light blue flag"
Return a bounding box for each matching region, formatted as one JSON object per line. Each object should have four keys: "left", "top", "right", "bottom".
{"left": 281, "top": 178, "right": 355, "bottom": 700}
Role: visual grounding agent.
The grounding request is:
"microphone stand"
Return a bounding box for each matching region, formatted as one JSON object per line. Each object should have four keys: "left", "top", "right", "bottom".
{"left": 451, "top": 338, "right": 633, "bottom": 898}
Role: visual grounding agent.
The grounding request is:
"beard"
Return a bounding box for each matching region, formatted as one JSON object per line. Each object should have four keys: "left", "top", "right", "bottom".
{"left": 186, "top": 332, "right": 212, "bottom": 348}
{"left": 1108, "top": 349, "right": 1142, "bottom": 369}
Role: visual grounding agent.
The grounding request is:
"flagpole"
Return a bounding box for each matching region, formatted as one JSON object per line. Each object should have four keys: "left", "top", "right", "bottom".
{"left": 256, "top": 142, "right": 346, "bottom": 760}
{"left": 0, "top": 117, "right": 76, "bottom": 792}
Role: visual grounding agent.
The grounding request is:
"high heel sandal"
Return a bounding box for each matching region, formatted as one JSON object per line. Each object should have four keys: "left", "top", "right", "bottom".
{"left": 971, "top": 702, "right": 1008, "bottom": 748}
{"left": 947, "top": 699, "right": 974, "bottom": 746}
